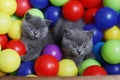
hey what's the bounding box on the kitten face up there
[62,28,93,57]
[22,13,51,39]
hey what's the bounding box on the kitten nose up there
[34,32,37,35]
[77,50,81,55]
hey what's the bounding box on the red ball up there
[62,0,84,21]
[84,8,98,24]
[0,34,8,49]
[78,0,103,9]
[83,65,107,76]
[15,0,31,17]
[34,54,59,76]
[5,40,26,56]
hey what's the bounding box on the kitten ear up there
[84,30,94,39]
[24,13,32,20]
[44,19,52,26]
[64,28,73,39]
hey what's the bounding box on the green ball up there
[102,40,120,64]
[78,59,101,75]
[27,8,44,19]
[103,0,120,11]
[50,0,69,7]
[11,15,21,21]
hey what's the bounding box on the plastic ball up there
[15,0,31,17]
[11,15,21,21]
[0,34,8,49]
[0,70,7,76]
[103,0,120,11]
[78,0,103,9]
[50,0,69,7]
[44,6,62,26]
[0,45,1,51]
[34,54,59,76]
[5,40,26,56]
[84,8,98,24]
[103,63,120,75]
[103,25,120,41]
[0,13,12,34]
[93,42,106,65]
[62,0,84,21]
[17,61,34,76]
[83,65,107,76]
[102,40,120,64]
[26,74,37,77]
[95,7,118,30]
[27,8,44,19]
[117,14,120,27]
[0,0,17,15]
[42,44,62,61]
[8,20,22,40]
[84,24,103,44]
[78,59,101,75]
[29,0,49,9]
[58,59,78,77]
[0,49,21,73]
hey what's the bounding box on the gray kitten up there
[21,13,54,62]
[53,17,85,45]
[62,28,94,67]
[53,18,94,67]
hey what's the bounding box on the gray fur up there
[21,13,54,62]
[53,17,85,45]
[53,18,94,67]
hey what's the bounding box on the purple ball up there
[42,44,62,61]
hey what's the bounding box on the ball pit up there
[1,0,120,79]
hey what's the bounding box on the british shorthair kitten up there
[21,13,54,62]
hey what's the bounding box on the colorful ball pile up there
[1,0,120,77]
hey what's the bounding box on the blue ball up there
[84,24,103,44]
[95,7,117,30]
[117,14,120,27]
[29,0,49,9]
[92,42,106,65]
[103,63,120,75]
[44,6,62,26]
[17,61,35,76]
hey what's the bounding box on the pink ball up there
[42,44,62,61]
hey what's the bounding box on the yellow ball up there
[26,74,37,77]
[0,13,12,34]
[0,49,21,73]
[0,44,1,51]
[103,25,120,41]
[58,59,78,77]
[8,20,22,40]
[0,0,17,15]
[0,70,7,76]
